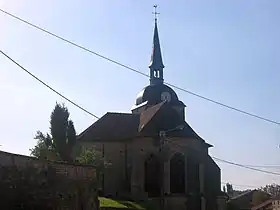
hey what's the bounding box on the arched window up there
[144,154,160,197]
[170,153,185,193]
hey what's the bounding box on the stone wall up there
[0,150,96,181]
[0,150,99,210]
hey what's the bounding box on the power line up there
[213,157,280,176]
[2,48,280,179]
[165,139,280,176]
[242,165,280,169]
[221,182,260,189]
[165,82,280,126]
[163,139,277,188]
[0,8,148,78]
[0,50,100,119]
[0,9,280,179]
[1,8,280,126]
[2,49,280,181]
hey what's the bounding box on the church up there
[77,12,226,210]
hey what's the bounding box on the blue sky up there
[1,0,280,190]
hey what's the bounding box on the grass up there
[99,197,128,209]
[98,197,159,210]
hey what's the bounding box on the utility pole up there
[159,130,167,210]
[158,125,185,210]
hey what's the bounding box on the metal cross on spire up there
[153,5,160,22]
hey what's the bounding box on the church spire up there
[149,5,164,85]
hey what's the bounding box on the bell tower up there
[131,5,186,119]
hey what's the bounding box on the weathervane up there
[153,5,160,21]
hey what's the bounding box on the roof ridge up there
[183,121,206,142]
[77,114,105,139]
[252,199,272,210]
[231,190,255,200]
[107,112,139,116]
[77,112,139,139]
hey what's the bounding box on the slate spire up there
[149,5,164,85]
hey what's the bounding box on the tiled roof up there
[252,199,272,210]
[272,195,280,200]
[230,190,271,210]
[78,102,210,144]
[77,112,140,142]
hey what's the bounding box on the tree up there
[251,190,270,206]
[30,103,76,161]
[76,147,111,189]
[67,120,76,149]
[50,103,75,161]
[261,184,280,197]
[223,185,226,193]
[226,183,234,197]
[30,131,51,158]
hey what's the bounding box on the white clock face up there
[161,92,171,102]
